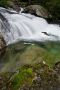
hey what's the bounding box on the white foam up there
[0,7,60,45]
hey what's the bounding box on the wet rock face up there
[23,5,51,18]
[0,34,6,56]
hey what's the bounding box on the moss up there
[11,67,34,90]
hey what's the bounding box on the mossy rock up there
[9,63,60,90]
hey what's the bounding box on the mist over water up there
[0,7,60,45]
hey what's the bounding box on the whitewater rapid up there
[0,7,60,45]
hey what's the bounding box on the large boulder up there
[8,0,20,12]
[0,33,6,56]
[22,5,51,18]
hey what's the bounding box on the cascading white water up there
[0,7,60,45]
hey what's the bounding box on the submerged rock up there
[0,33,6,56]
[22,5,51,18]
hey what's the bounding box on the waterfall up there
[0,7,60,45]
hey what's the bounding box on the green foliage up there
[44,0,60,19]
[0,0,9,7]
